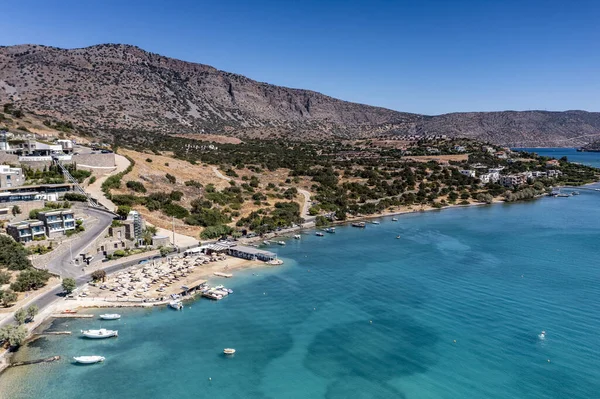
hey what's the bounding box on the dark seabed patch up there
[304,317,439,381]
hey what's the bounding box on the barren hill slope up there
[1,43,600,146]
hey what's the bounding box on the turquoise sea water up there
[514,147,600,169]
[2,157,600,399]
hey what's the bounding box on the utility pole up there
[172,216,176,247]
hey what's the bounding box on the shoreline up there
[2,183,598,374]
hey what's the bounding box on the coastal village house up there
[36,209,76,237]
[0,165,24,188]
[6,219,46,243]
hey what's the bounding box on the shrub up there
[165,173,177,184]
[200,225,233,239]
[126,180,147,193]
[63,192,88,202]
[146,158,153,163]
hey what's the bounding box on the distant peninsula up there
[578,140,600,152]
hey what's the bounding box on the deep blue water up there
[2,154,600,399]
[514,147,600,169]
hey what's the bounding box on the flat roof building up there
[227,245,277,262]
[0,165,24,188]
[6,219,46,243]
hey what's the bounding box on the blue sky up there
[1,0,599,115]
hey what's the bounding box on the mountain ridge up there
[1,43,600,146]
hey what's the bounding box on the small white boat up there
[324,227,336,233]
[169,300,183,310]
[81,329,118,339]
[539,330,546,340]
[371,221,380,225]
[294,234,301,239]
[73,355,105,364]
[392,218,398,221]
[263,240,271,245]
[316,232,324,237]
[99,314,121,320]
[223,348,236,355]
[277,241,286,246]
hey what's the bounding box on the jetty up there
[52,314,94,318]
[35,331,72,336]
[10,356,60,368]
[213,272,233,278]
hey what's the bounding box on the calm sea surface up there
[1,151,599,399]
[514,147,600,169]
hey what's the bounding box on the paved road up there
[41,207,115,279]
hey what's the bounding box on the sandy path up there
[85,154,130,211]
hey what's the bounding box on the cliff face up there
[1,43,599,146]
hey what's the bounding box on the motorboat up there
[223,348,236,355]
[169,300,183,310]
[277,241,286,246]
[396,235,401,239]
[371,221,381,225]
[62,309,77,314]
[81,329,118,339]
[294,234,301,239]
[571,191,580,196]
[315,232,324,237]
[99,314,121,320]
[324,227,336,233]
[539,330,546,340]
[351,222,366,228]
[73,356,105,364]
[263,240,271,245]
[392,217,398,221]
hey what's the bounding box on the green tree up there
[62,277,76,294]
[0,289,18,307]
[0,270,11,284]
[91,270,106,283]
[11,205,21,216]
[14,308,27,325]
[27,304,38,321]
[116,205,131,219]
[0,324,28,347]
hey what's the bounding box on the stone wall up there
[0,152,19,165]
[73,153,116,168]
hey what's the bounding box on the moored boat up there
[294,234,301,239]
[392,217,398,221]
[277,241,286,246]
[316,232,324,236]
[99,314,121,320]
[73,355,105,364]
[324,227,336,233]
[224,348,236,355]
[169,300,183,310]
[81,329,118,339]
[351,222,366,228]
[371,221,381,225]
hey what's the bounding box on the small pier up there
[213,272,233,278]
[10,356,60,368]
[36,331,72,336]
[52,314,94,318]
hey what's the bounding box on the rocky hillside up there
[1,43,600,146]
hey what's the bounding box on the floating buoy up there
[547,359,551,363]
[263,292,266,295]
[453,340,457,343]
[369,320,372,324]
[209,377,212,381]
